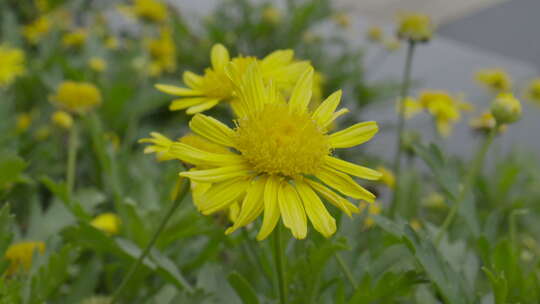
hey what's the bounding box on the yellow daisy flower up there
[396,13,434,42]
[475,68,511,93]
[359,201,382,229]
[4,241,45,275]
[22,16,51,44]
[88,57,107,72]
[400,96,423,119]
[142,66,381,240]
[0,44,25,88]
[524,78,540,104]
[133,0,168,23]
[51,110,74,129]
[147,27,176,76]
[50,81,102,114]
[91,213,121,235]
[416,90,473,136]
[155,44,311,115]
[62,29,87,49]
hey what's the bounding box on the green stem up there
[390,41,416,217]
[335,252,357,289]
[435,127,497,245]
[273,224,287,304]
[242,229,272,287]
[66,122,78,198]
[110,178,191,303]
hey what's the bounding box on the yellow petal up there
[296,181,336,238]
[312,90,342,127]
[169,97,208,111]
[155,84,203,96]
[226,177,266,234]
[325,108,349,128]
[211,44,230,72]
[324,156,381,180]
[261,49,294,68]
[278,182,307,239]
[169,143,243,166]
[329,121,378,148]
[183,71,203,88]
[189,114,236,147]
[305,179,359,216]
[256,175,281,241]
[198,178,250,214]
[315,167,375,202]
[186,99,220,114]
[288,67,313,114]
[179,164,251,183]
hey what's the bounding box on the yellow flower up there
[147,28,176,76]
[262,6,282,24]
[51,110,74,129]
[396,13,434,42]
[400,97,423,119]
[133,0,167,23]
[366,26,383,43]
[22,16,51,44]
[88,57,107,72]
[50,81,102,114]
[91,213,121,235]
[142,66,381,240]
[475,68,511,93]
[333,13,351,28]
[377,166,395,189]
[469,111,507,134]
[62,29,87,49]
[359,201,382,229]
[156,44,311,115]
[416,90,473,136]
[4,241,45,275]
[491,92,521,124]
[16,113,32,133]
[105,36,120,50]
[311,71,325,106]
[0,44,25,88]
[524,78,540,104]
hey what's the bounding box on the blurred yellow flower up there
[333,13,351,28]
[4,241,45,275]
[22,16,51,44]
[359,201,381,229]
[262,6,282,24]
[155,43,311,115]
[62,29,87,49]
[51,110,74,129]
[366,26,383,43]
[16,113,32,133]
[50,81,102,114]
[147,28,176,76]
[396,13,434,42]
[143,66,381,239]
[475,68,511,93]
[525,78,540,104]
[105,36,120,50]
[400,97,423,119]
[88,57,107,72]
[91,213,121,235]
[377,166,395,189]
[491,92,521,124]
[133,0,167,23]
[469,111,507,134]
[383,38,401,52]
[0,44,25,88]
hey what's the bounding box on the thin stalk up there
[435,127,497,245]
[390,41,416,217]
[66,122,78,198]
[335,252,357,289]
[110,178,191,303]
[272,224,287,304]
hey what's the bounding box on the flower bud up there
[490,92,521,124]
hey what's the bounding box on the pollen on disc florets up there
[235,103,330,177]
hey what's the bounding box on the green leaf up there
[0,152,26,188]
[482,267,508,304]
[227,271,259,304]
[0,204,14,274]
[151,248,194,294]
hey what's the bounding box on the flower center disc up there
[235,103,329,177]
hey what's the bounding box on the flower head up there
[50,81,102,114]
[147,28,176,76]
[475,68,511,93]
[91,213,121,235]
[262,6,282,24]
[133,0,168,23]
[524,78,540,104]
[0,44,25,88]
[366,26,383,43]
[62,29,87,49]
[396,13,434,42]
[16,113,32,133]
[142,66,380,240]
[88,57,107,72]
[155,44,311,115]
[469,111,507,134]
[51,110,74,129]
[22,16,51,44]
[4,241,45,275]
[491,92,521,124]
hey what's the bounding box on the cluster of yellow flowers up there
[0,44,25,88]
[142,44,381,240]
